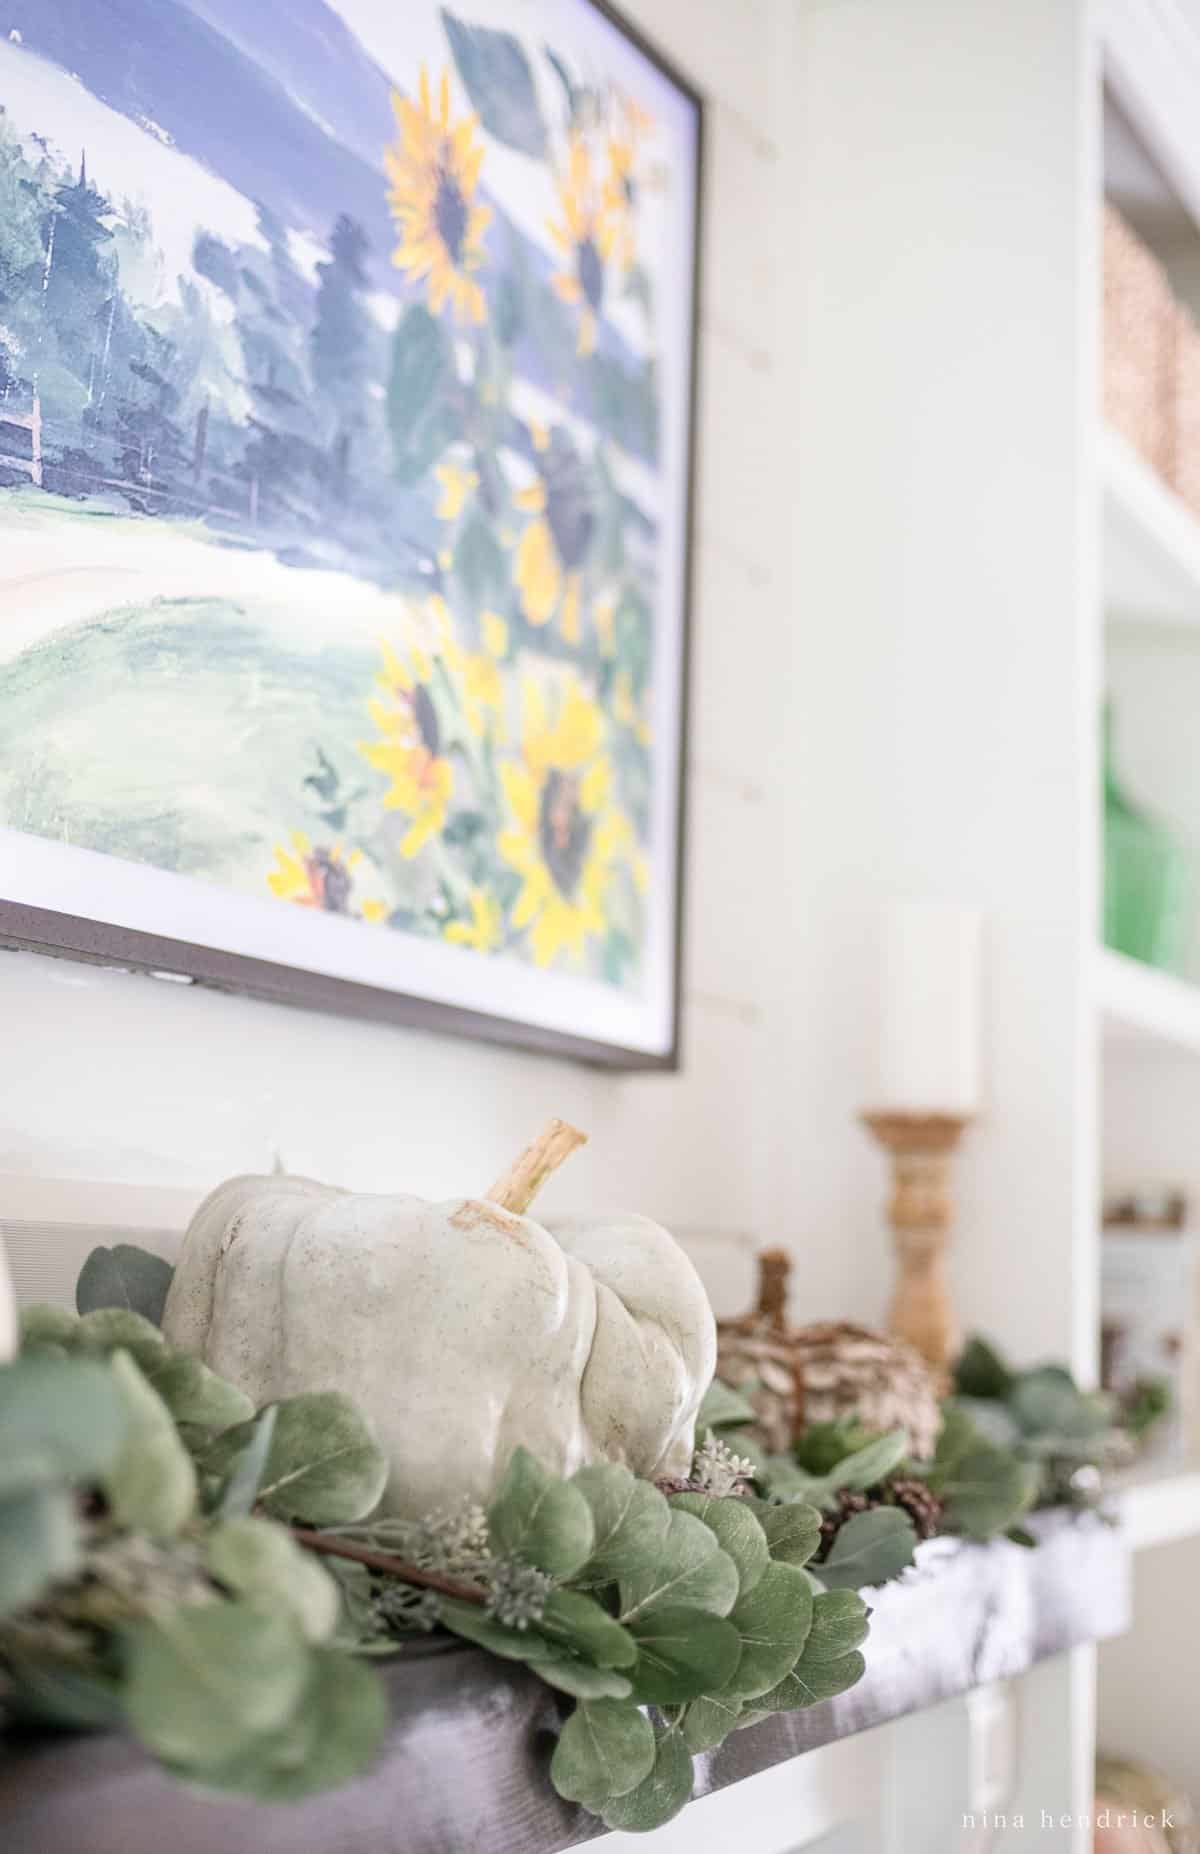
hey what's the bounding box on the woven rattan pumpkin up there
[716,1250,942,1461]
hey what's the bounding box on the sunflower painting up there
[0,0,701,1065]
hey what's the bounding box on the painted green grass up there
[0,594,379,893]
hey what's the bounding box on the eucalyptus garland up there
[0,1245,867,1833]
[2,1248,1160,1834]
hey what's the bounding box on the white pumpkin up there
[161,1121,715,1518]
[0,1228,16,1363]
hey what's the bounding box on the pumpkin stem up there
[756,1247,792,1329]
[486,1118,588,1215]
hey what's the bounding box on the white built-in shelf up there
[1102,426,1200,629]
[1096,944,1200,1052]
[1118,1467,1200,1552]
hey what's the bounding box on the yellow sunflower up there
[435,459,478,520]
[511,430,595,640]
[360,637,455,857]
[432,596,506,741]
[602,97,654,275]
[385,67,491,324]
[548,136,616,356]
[499,677,632,968]
[266,833,385,918]
[444,886,503,953]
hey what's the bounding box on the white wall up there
[0,0,790,1328]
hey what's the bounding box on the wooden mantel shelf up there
[0,1513,1129,1854]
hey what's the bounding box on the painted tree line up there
[0,120,449,580]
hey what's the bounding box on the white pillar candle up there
[877,902,982,1114]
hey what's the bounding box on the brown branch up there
[290,1527,486,1605]
[486,1118,587,1215]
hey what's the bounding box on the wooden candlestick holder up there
[861,1111,973,1382]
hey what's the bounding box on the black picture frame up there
[0,0,703,1070]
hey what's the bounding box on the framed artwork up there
[0,0,701,1067]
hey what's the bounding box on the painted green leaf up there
[0,1352,126,1483]
[721,1560,814,1701]
[442,11,547,158]
[105,1350,197,1537]
[618,1509,740,1622]
[139,1353,254,1432]
[387,305,454,485]
[550,1698,656,1811]
[669,1493,770,1597]
[572,1462,670,1581]
[754,1502,823,1569]
[0,1484,80,1618]
[455,508,507,611]
[76,1243,174,1326]
[696,1380,758,1431]
[681,1692,742,1754]
[206,1518,340,1643]
[539,1588,637,1669]
[801,1588,870,1662]
[756,1649,867,1712]
[206,1392,387,1526]
[600,1725,694,1833]
[125,1602,310,1769]
[938,1445,1038,1541]
[488,1448,595,1578]
[531,1659,633,1701]
[177,1648,388,1800]
[626,1606,741,1705]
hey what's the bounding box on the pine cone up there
[883,1475,944,1542]
[816,1489,871,1560]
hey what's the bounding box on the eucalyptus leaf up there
[572,1462,669,1581]
[818,1508,917,1591]
[954,1334,1015,1401]
[0,1484,80,1617]
[0,1352,126,1482]
[549,1698,656,1811]
[757,1649,867,1711]
[801,1588,870,1662]
[76,1244,174,1326]
[206,1518,340,1642]
[927,1404,982,1488]
[531,1659,633,1701]
[937,1444,1037,1541]
[205,1392,387,1525]
[125,1602,310,1769]
[669,1493,770,1597]
[626,1606,741,1705]
[754,1501,822,1568]
[488,1447,594,1578]
[540,1588,637,1669]
[827,1428,910,1493]
[3,1657,124,1728]
[176,1648,388,1800]
[439,1597,563,1664]
[697,1379,758,1431]
[618,1509,739,1622]
[105,1350,197,1537]
[75,1307,167,1366]
[721,1560,814,1701]
[600,1725,694,1832]
[681,1692,742,1753]
[140,1354,254,1432]
[1010,1369,1113,1441]
[18,1304,79,1350]
[215,1405,278,1520]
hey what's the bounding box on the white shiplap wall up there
[0,0,789,1327]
